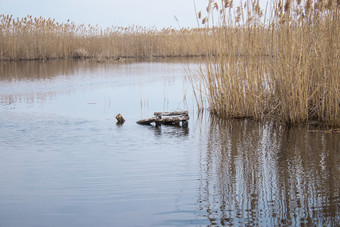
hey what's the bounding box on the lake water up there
[0,59,339,226]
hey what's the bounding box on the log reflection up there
[198,116,340,226]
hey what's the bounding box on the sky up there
[1,0,269,29]
[0,0,209,28]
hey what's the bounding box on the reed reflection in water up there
[0,59,339,226]
[197,116,340,226]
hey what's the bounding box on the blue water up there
[0,59,339,226]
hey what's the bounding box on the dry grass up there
[0,14,207,61]
[194,0,340,126]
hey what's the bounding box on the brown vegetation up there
[0,0,339,126]
[194,0,340,126]
[0,14,206,61]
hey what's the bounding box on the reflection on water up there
[152,125,189,138]
[199,116,340,226]
[0,58,194,81]
[0,59,195,120]
[0,59,339,226]
[0,59,92,81]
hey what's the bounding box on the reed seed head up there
[305,0,312,12]
[326,0,335,9]
[202,17,208,25]
[285,0,291,13]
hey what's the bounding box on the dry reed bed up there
[195,0,339,126]
[1,0,339,126]
[0,14,208,61]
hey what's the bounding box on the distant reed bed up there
[194,0,339,126]
[0,14,208,61]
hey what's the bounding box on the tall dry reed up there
[194,0,339,126]
[0,14,207,61]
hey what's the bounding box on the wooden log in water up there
[154,111,188,116]
[136,113,189,126]
[136,117,158,125]
[161,115,190,125]
[115,113,125,124]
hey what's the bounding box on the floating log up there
[137,111,189,126]
[154,111,188,116]
[136,116,159,125]
[161,115,189,125]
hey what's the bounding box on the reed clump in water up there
[0,14,207,61]
[195,0,339,126]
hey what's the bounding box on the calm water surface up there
[0,59,339,226]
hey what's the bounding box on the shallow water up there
[0,59,339,226]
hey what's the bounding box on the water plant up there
[194,0,339,126]
[0,14,205,61]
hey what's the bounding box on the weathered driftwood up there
[136,116,160,125]
[154,111,188,117]
[136,111,189,126]
[161,115,189,125]
[115,113,125,124]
